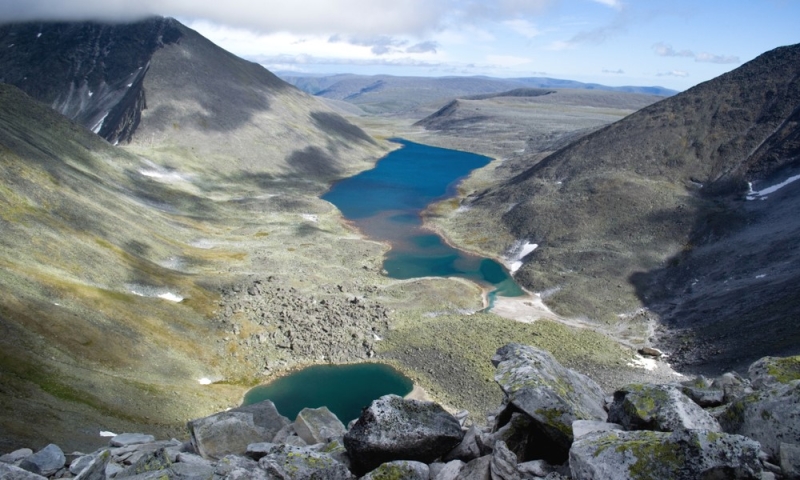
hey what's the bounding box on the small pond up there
[242,363,413,423]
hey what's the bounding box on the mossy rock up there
[748,355,800,388]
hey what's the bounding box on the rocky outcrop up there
[3,346,799,479]
[188,399,289,460]
[491,344,606,462]
[608,383,721,432]
[343,395,464,475]
[570,429,763,480]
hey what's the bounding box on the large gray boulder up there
[18,444,65,477]
[0,463,48,480]
[361,460,429,480]
[749,355,800,389]
[188,400,289,460]
[569,429,763,480]
[490,441,520,480]
[293,407,346,445]
[459,456,492,480]
[73,450,111,480]
[343,394,464,475]
[719,380,800,459]
[608,383,721,432]
[257,444,353,480]
[492,344,606,462]
[780,443,800,480]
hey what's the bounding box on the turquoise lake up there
[242,363,412,422]
[322,138,523,297]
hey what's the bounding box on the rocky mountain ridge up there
[2,344,797,479]
[452,43,800,372]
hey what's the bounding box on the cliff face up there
[0,18,182,144]
[471,43,800,371]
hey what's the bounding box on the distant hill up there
[277,73,678,115]
[0,18,386,182]
[466,43,800,372]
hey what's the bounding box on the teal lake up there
[322,138,523,297]
[242,363,412,422]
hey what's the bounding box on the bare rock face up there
[569,429,763,480]
[293,407,346,445]
[18,444,65,477]
[188,400,289,460]
[343,395,463,475]
[719,380,800,459]
[748,356,800,389]
[608,383,721,432]
[492,344,606,463]
[257,444,354,480]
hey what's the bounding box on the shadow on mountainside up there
[629,163,800,375]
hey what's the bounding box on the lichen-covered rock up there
[719,380,800,458]
[361,460,429,480]
[258,444,353,480]
[680,385,725,407]
[343,395,463,475]
[571,420,623,440]
[293,407,346,445]
[116,447,171,478]
[73,450,110,480]
[18,444,65,477]
[188,400,289,460]
[749,356,800,389]
[490,413,537,462]
[608,383,721,432]
[569,429,763,480]
[213,454,267,480]
[492,344,606,462]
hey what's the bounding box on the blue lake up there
[242,363,412,422]
[322,138,523,297]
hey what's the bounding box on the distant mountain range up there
[277,72,678,115]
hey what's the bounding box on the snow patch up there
[99,431,117,437]
[627,355,658,371]
[506,240,538,274]
[139,168,187,183]
[37,33,42,38]
[756,274,766,279]
[373,333,383,341]
[455,205,471,213]
[91,113,108,134]
[127,83,133,87]
[301,214,318,223]
[190,239,215,249]
[198,377,213,385]
[127,284,184,302]
[747,173,800,200]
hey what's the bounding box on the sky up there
[0,0,798,91]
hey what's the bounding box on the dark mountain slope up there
[0,18,386,181]
[469,43,800,370]
[0,18,182,144]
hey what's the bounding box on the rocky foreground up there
[2,344,799,479]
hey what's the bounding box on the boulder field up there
[2,345,798,479]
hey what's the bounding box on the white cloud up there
[590,0,623,9]
[653,42,740,64]
[0,0,447,35]
[504,19,541,39]
[657,70,689,77]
